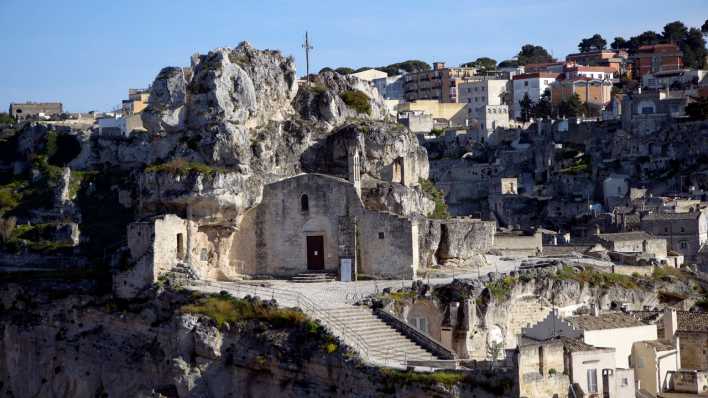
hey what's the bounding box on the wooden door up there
[306,236,324,270]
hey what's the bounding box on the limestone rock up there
[142,67,188,133]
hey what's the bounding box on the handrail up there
[193,280,463,368]
[375,307,457,360]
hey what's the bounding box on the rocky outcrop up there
[362,182,434,217]
[0,284,510,398]
[418,218,496,268]
[294,71,390,130]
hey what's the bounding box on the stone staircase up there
[290,272,336,283]
[324,306,440,362]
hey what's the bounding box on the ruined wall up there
[517,341,570,398]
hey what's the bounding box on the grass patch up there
[380,368,466,387]
[652,266,688,281]
[181,291,309,329]
[486,275,517,300]
[554,266,638,289]
[419,178,449,219]
[560,154,591,175]
[144,159,226,176]
[340,90,371,115]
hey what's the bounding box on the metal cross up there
[302,31,314,85]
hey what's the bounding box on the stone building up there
[663,309,708,371]
[640,210,707,263]
[517,338,570,398]
[631,339,679,397]
[232,172,419,280]
[9,102,63,120]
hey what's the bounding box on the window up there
[301,194,309,212]
[680,241,688,249]
[176,233,184,260]
[200,248,208,261]
[524,81,529,87]
[412,317,428,333]
[664,227,669,233]
[680,227,685,232]
[587,369,598,393]
[378,232,385,239]
[622,378,629,386]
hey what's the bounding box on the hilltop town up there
[2,19,708,398]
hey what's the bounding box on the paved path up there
[191,254,613,308]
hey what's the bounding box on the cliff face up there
[0,284,510,398]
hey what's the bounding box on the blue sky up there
[0,0,705,112]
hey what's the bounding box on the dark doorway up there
[306,235,324,270]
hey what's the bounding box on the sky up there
[0,0,706,112]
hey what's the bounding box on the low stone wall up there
[492,232,542,257]
[612,264,654,277]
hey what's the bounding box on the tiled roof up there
[597,231,657,242]
[676,311,708,333]
[561,337,606,353]
[642,212,701,221]
[639,339,675,351]
[568,312,645,331]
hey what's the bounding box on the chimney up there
[663,308,678,340]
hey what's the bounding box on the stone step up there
[290,272,337,283]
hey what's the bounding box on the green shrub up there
[181,293,308,329]
[340,90,371,115]
[380,369,466,387]
[554,266,638,289]
[145,159,225,176]
[487,276,517,300]
[419,178,450,219]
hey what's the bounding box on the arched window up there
[301,194,309,212]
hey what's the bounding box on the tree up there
[519,93,533,122]
[611,37,628,50]
[662,21,688,43]
[318,67,334,74]
[462,57,497,71]
[679,28,707,69]
[378,60,430,76]
[627,31,662,52]
[517,44,554,65]
[531,90,552,119]
[335,67,355,75]
[558,94,584,118]
[0,113,15,125]
[487,341,504,368]
[497,59,519,69]
[685,97,708,120]
[702,19,708,35]
[578,34,607,52]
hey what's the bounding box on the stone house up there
[640,210,707,263]
[662,309,708,371]
[517,338,570,398]
[595,231,668,263]
[522,310,658,369]
[631,339,679,397]
[562,337,635,398]
[232,173,419,279]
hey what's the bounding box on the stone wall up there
[492,231,542,256]
[677,332,708,370]
[518,340,570,398]
[231,174,418,279]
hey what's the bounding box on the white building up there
[603,174,629,207]
[512,72,559,119]
[564,65,615,81]
[350,68,388,82]
[458,79,510,133]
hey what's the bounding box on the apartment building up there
[403,62,476,103]
[511,72,560,118]
[458,79,510,132]
[566,50,628,74]
[631,44,684,79]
